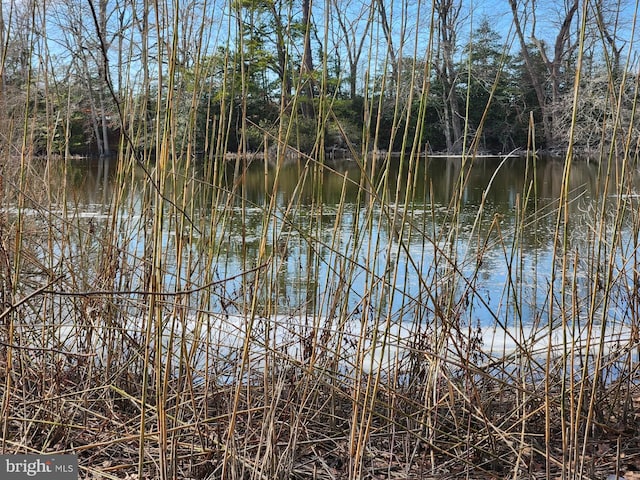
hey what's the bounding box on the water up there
[5,154,640,373]
[45,155,639,331]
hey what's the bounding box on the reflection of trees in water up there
[26,155,637,323]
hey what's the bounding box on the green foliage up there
[456,18,521,152]
[324,97,364,147]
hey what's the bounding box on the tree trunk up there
[267,3,292,99]
[509,0,579,149]
[434,0,463,153]
[376,0,397,81]
[509,0,552,146]
[302,0,313,76]
[99,89,111,156]
[333,0,373,100]
[300,0,314,117]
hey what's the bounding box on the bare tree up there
[589,0,627,74]
[331,0,374,99]
[48,0,120,156]
[301,0,314,76]
[433,0,464,153]
[509,0,580,149]
[0,0,40,154]
[376,0,397,77]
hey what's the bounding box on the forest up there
[0,0,637,159]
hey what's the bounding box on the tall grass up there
[1,0,640,479]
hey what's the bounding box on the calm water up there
[51,155,640,330]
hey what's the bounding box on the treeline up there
[0,0,636,159]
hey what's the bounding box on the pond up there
[53,154,640,327]
[4,153,639,371]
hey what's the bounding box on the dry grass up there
[2,152,640,480]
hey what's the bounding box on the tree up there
[587,0,627,76]
[433,0,464,153]
[458,18,521,153]
[509,0,580,150]
[47,0,127,156]
[298,0,315,118]
[330,0,374,99]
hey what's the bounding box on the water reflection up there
[44,155,640,328]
